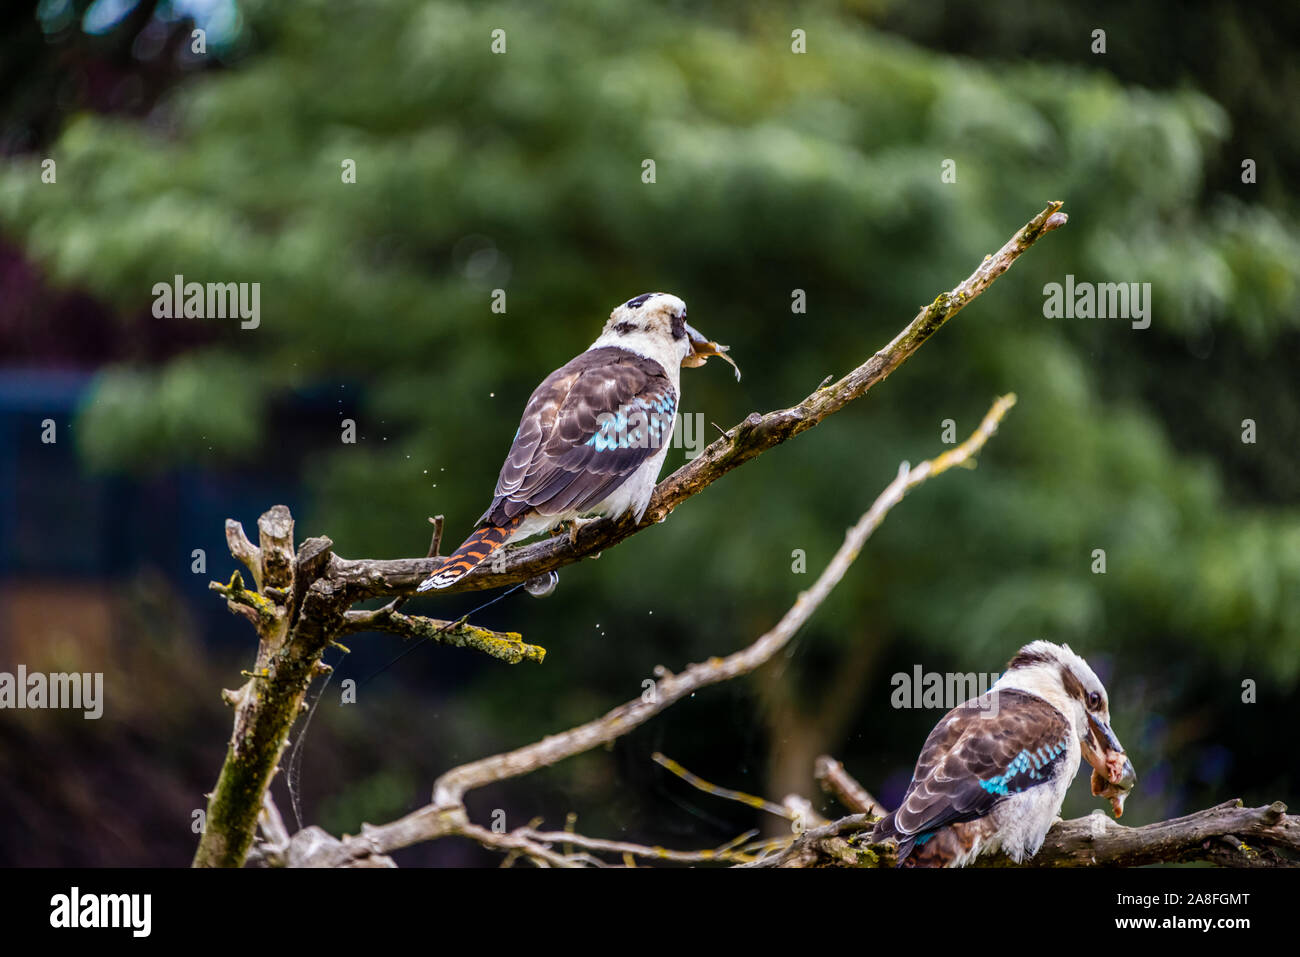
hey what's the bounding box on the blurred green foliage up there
[2,0,1298,845]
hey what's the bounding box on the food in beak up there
[1084,712,1137,818]
[1090,763,1136,818]
[683,323,741,380]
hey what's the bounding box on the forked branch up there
[196,203,1068,868]
[265,396,1020,867]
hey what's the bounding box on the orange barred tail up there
[416,516,523,591]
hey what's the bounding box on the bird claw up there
[563,516,598,546]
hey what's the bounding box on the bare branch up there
[256,505,296,595]
[237,378,1297,872]
[458,823,583,868]
[195,203,1066,868]
[755,799,1300,869]
[332,203,1067,598]
[280,395,1018,866]
[511,826,765,865]
[340,608,545,664]
[979,799,1299,868]
[653,752,796,821]
[224,520,260,587]
[815,755,884,816]
[376,517,445,618]
[743,813,876,868]
[430,397,1015,813]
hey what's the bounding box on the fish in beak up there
[682,323,741,380]
[1082,710,1137,818]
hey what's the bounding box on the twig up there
[224,520,261,588]
[377,516,443,617]
[513,827,763,865]
[814,755,884,816]
[340,608,544,665]
[653,752,796,820]
[743,814,875,868]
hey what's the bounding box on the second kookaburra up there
[418,292,738,591]
[873,641,1136,867]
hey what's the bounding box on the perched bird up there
[872,641,1136,868]
[418,292,738,591]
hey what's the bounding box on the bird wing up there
[880,689,1073,843]
[480,346,677,525]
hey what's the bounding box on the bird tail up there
[895,822,985,868]
[872,811,932,867]
[417,516,524,591]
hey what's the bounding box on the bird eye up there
[1087,691,1101,710]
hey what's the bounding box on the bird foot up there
[563,515,599,546]
[556,514,600,546]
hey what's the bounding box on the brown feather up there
[481,347,677,526]
[874,689,1072,864]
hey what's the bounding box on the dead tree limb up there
[240,393,1298,870]
[194,202,1066,867]
[264,395,1020,867]
[757,799,1299,869]
[815,755,885,816]
[327,201,1070,597]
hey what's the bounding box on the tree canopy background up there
[0,0,1296,864]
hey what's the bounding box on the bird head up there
[600,293,741,380]
[1003,640,1137,816]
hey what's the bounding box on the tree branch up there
[331,202,1068,598]
[195,202,1066,867]
[195,508,324,868]
[815,755,884,816]
[339,608,545,664]
[984,799,1299,868]
[755,799,1300,868]
[253,388,1296,870]
[272,394,1019,867]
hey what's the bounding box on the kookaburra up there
[873,641,1136,868]
[418,292,738,592]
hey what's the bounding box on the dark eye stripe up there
[670,314,686,339]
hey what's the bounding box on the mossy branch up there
[340,608,545,664]
[196,203,1066,868]
[262,396,1020,867]
[755,797,1299,869]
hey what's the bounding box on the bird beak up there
[1082,711,1136,818]
[682,323,741,381]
